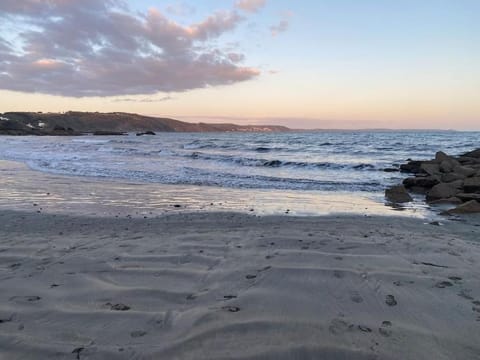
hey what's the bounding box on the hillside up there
[0,112,290,135]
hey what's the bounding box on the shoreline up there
[1,210,479,359]
[0,159,433,219]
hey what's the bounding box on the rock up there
[136,131,156,136]
[420,163,440,176]
[441,172,465,183]
[461,149,480,159]
[93,131,127,136]
[435,151,454,163]
[403,176,439,189]
[426,182,462,202]
[400,160,424,174]
[429,197,463,205]
[447,200,480,214]
[53,125,67,131]
[456,193,480,202]
[458,156,480,166]
[383,168,399,172]
[385,185,413,203]
[463,177,480,192]
[439,158,460,173]
[453,165,476,178]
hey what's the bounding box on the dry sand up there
[1,210,480,359]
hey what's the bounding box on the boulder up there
[429,197,463,205]
[447,200,480,214]
[435,151,451,163]
[463,177,480,192]
[456,193,480,202]
[400,161,424,174]
[458,156,480,166]
[461,149,480,159]
[403,176,439,189]
[452,165,476,178]
[441,172,465,183]
[385,185,413,203]
[136,131,156,136]
[426,181,462,202]
[420,163,440,176]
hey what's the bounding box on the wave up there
[188,152,377,171]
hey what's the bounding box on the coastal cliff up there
[0,112,290,135]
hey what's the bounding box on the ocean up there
[0,131,478,217]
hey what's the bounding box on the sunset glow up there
[0,0,478,129]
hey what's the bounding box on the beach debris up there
[72,347,84,360]
[107,303,131,311]
[222,306,240,313]
[385,295,397,306]
[358,325,372,332]
[245,274,257,279]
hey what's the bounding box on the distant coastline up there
[0,111,291,135]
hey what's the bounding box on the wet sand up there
[1,210,480,359]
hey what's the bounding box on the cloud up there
[270,19,289,37]
[235,0,266,13]
[0,0,259,97]
[112,96,174,103]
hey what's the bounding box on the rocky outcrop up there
[385,185,413,203]
[136,131,156,136]
[394,149,480,213]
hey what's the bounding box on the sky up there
[0,0,479,129]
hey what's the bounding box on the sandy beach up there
[1,210,479,359]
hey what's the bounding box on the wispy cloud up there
[270,19,289,37]
[0,1,260,97]
[235,0,266,13]
[112,96,174,103]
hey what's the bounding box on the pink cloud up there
[0,1,259,97]
[235,0,266,13]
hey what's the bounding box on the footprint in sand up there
[435,281,453,288]
[350,291,364,303]
[385,295,397,306]
[130,330,147,338]
[379,321,393,337]
[9,296,41,303]
[329,318,350,335]
[333,270,345,279]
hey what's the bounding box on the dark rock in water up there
[461,149,480,159]
[383,168,399,172]
[385,185,413,203]
[447,200,480,214]
[403,176,439,189]
[93,131,127,136]
[435,151,451,163]
[400,160,425,174]
[426,181,463,202]
[263,160,282,167]
[136,131,156,136]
